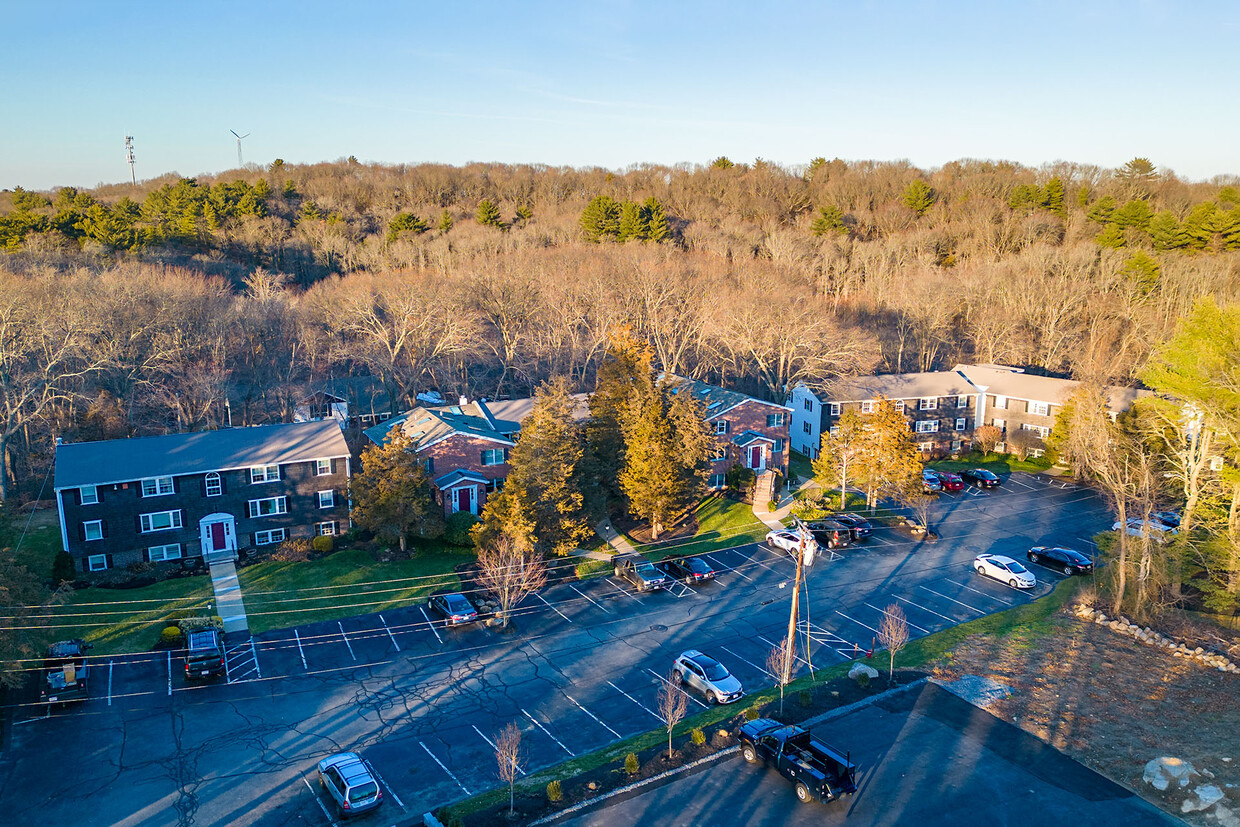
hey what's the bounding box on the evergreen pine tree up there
[710,156,735,169]
[1148,210,1185,251]
[475,199,503,228]
[438,209,454,233]
[1096,224,1127,248]
[350,429,443,552]
[1043,177,1066,216]
[1121,251,1161,295]
[586,329,652,499]
[901,180,936,217]
[388,211,429,241]
[1113,199,1154,231]
[1086,195,1117,225]
[644,197,670,242]
[1076,185,1091,208]
[579,195,621,242]
[809,205,848,237]
[1181,202,1218,249]
[515,204,533,222]
[617,200,644,241]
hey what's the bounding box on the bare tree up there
[765,637,793,717]
[476,534,547,628]
[494,722,522,815]
[877,604,910,684]
[657,673,689,761]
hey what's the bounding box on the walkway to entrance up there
[208,559,250,634]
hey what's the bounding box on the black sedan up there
[1027,546,1094,576]
[659,555,716,584]
[428,592,480,626]
[831,513,873,541]
[960,468,1001,489]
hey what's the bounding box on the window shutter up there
[106,554,114,569]
[134,515,142,533]
[427,457,435,474]
[173,477,181,493]
[73,489,81,506]
[503,448,510,461]
[1024,400,1031,413]
[101,521,109,538]
[219,475,226,495]
[480,450,486,465]
[78,523,85,541]
[331,459,337,475]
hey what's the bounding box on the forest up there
[1,154,1239,504]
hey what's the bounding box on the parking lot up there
[0,472,1115,827]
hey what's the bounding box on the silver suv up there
[317,752,383,817]
[671,650,744,704]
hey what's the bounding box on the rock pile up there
[1072,605,1239,673]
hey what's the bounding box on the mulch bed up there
[609,508,701,547]
[457,667,927,826]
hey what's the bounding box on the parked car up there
[184,629,226,680]
[659,555,716,584]
[806,520,852,550]
[1152,511,1181,529]
[428,592,480,626]
[766,529,819,559]
[960,468,1001,489]
[921,470,943,494]
[974,553,1036,589]
[1112,517,1178,543]
[317,752,383,817]
[1027,546,1094,576]
[831,513,872,541]
[933,471,965,492]
[738,718,857,804]
[40,639,91,705]
[672,650,744,704]
[614,554,670,591]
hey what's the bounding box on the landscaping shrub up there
[159,626,184,648]
[725,465,756,497]
[178,615,223,634]
[767,499,779,512]
[855,671,870,688]
[744,706,760,721]
[311,535,334,554]
[52,551,75,585]
[624,752,639,775]
[546,779,563,803]
[272,538,312,562]
[691,727,706,746]
[444,511,480,547]
[798,689,812,707]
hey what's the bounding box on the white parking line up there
[167,652,172,696]
[608,581,642,602]
[472,725,525,775]
[569,583,611,612]
[800,621,864,658]
[522,708,575,756]
[419,606,444,644]
[919,584,987,615]
[337,622,356,661]
[294,629,308,669]
[537,592,572,622]
[378,614,402,651]
[862,603,931,635]
[249,638,262,678]
[667,580,697,598]
[757,635,811,669]
[710,552,754,581]
[369,765,406,810]
[646,669,708,709]
[868,534,895,547]
[1005,477,1036,491]
[419,741,472,795]
[606,680,665,723]
[943,577,1016,605]
[107,660,114,707]
[563,692,621,739]
[302,774,338,826]
[718,645,775,680]
[834,609,880,635]
[890,594,958,624]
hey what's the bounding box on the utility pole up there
[781,519,813,687]
[125,136,136,185]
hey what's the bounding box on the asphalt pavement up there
[0,472,1116,827]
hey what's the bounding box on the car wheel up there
[795,781,812,803]
[976,565,986,575]
[1009,579,1019,588]
[1063,565,1074,576]
[1029,553,1039,563]
[742,745,758,763]
[614,566,621,577]
[671,670,683,685]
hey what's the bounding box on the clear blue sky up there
[3,1,1237,190]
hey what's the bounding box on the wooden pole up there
[782,529,805,687]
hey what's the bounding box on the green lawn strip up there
[4,513,62,581]
[788,450,814,482]
[239,548,464,635]
[635,496,771,561]
[57,578,214,655]
[441,577,1083,822]
[574,558,613,579]
[927,453,1053,475]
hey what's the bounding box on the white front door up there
[199,513,236,560]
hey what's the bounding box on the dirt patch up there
[609,507,701,546]
[931,615,1240,824]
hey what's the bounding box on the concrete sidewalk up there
[752,477,818,530]
[208,560,249,634]
[592,520,635,557]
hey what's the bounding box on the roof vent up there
[459,395,469,406]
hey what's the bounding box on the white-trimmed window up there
[828,402,841,416]
[316,521,337,537]
[248,496,287,518]
[894,399,906,413]
[1031,448,1046,458]
[995,442,1007,453]
[250,465,280,484]
[1210,456,1225,471]
[317,490,335,509]
[140,510,182,533]
[147,543,182,562]
[87,554,108,572]
[766,413,786,427]
[993,395,1007,410]
[481,448,505,466]
[916,420,940,433]
[254,528,286,546]
[711,446,729,462]
[951,439,962,451]
[829,425,840,436]
[920,397,938,411]
[83,520,104,541]
[957,395,969,409]
[993,418,1006,431]
[955,418,967,432]
[1028,401,1050,416]
[205,472,222,497]
[860,401,874,414]
[774,438,784,452]
[486,477,505,493]
[314,459,332,476]
[708,473,725,488]
[714,420,728,435]
[80,485,99,505]
[141,476,174,497]
[918,442,933,452]
[1021,423,1051,439]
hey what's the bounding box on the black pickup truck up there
[738,718,857,804]
[39,639,92,705]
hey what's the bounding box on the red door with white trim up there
[748,446,764,471]
[210,522,226,552]
[454,486,478,515]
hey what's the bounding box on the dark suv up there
[830,513,872,541]
[185,629,226,680]
[806,521,852,550]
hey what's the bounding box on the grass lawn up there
[57,578,214,655]
[788,449,814,482]
[2,507,62,578]
[635,495,771,560]
[927,452,1054,475]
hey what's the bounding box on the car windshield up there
[1007,561,1029,574]
[446,596,472,612]
[979,470,997,480]
[636,562,658,574]
[348,781,379,802]
[699,659,730,681]
[687,558,709,573]
[1061,550,1088,563]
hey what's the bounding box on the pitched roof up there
[364,394,591,448]
[54,420,350,491]
[434,469,490,488]
[660,374,791,417]
[825,369,978,402]
[732,430,774,447]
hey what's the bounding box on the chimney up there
[459,395,469,406]
[55,437,63,446]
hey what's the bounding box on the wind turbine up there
[230,130,251,168]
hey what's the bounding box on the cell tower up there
[125,136,136,185]
[231,130,251,168]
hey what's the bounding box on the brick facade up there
[421,435,511,516]
[706,399,792,485]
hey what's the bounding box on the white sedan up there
[765,529,818,559]
[1112,517,1178,543]
[974,553,1036,589]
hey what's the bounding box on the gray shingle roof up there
[363,395,590,449]
[54,420,350,491]
[660,374,791,417]
[826,369,978,402]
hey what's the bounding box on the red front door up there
[210,522,226,551]
[749,446,762,469]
